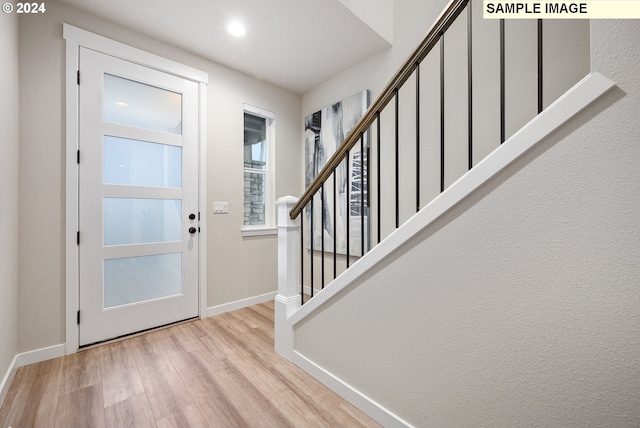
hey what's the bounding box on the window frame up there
[241,104,276,236]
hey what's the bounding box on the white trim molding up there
[64,26,80,355]
[241,227,278,237]
[199,81,208,320]
[0,344,66,407]
[205,292,277,318]
[293,352,415,428]
[0,355,18,409]
[15,344,66,368]
[63,24,208,83]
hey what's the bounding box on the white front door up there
[78,47,200,346]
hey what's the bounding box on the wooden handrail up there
[290,0,469,220]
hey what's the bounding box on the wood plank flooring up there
[0,301,380,427]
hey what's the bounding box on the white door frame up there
[64,23,208,354]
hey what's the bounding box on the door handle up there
[189,227,197,234]
[189,213,196,220]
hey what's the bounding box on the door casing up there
[64,23,208,354]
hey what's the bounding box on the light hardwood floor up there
[0,301,380,427]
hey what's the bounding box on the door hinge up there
[77,70,80,85]
[77,310,80,325]
[77,150,80,164]
[77,231,80,245]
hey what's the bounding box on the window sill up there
[241,227,277,237]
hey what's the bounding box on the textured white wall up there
[295,19,640,427]
[0,10,19,388]
[17,0,301,352]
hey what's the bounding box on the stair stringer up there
[285,72,617,427]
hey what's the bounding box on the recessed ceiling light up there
[228,21,246,37]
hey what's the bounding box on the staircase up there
[275,1,630,426]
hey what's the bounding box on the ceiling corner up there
[337,0,394,45]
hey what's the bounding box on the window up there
[243,105,275,232]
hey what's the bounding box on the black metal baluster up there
[346,155,350,268]
[416,61,421,212]
[468,0,473,170]
[300,213,304,305]
[366,145,371,211]
[500,19,505,144]
[440,33,445,192]
[360,132,365,257]
[538,19,543,114]
[376,112,381,244]
[321,183,325,289]
[333,169,337,280]
[310,196,314,298]
[366,145,370,252]
[395,88,399,229]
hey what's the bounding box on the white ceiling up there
[57,0,393,94]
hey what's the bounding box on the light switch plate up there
[213,201,229,214]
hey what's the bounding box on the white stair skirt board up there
[288,72,616,327]
[206,291,277,318]
[293,351,416,428]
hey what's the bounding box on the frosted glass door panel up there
[104,198,181,245]
[104,253,182,308]
[104,136,182,187]
[104,74,182,134]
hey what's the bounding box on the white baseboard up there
[0,343,66,409]
[15,344,66,368]
[292,351,414,428]
[0,354,18,409]
[205,291,277,317]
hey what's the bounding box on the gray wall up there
[295,19,640,427]
[0,10,19,389]
[16,0,301,353]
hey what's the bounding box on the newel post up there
[274,195,301,360]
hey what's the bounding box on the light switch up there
[213,201,229,214]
